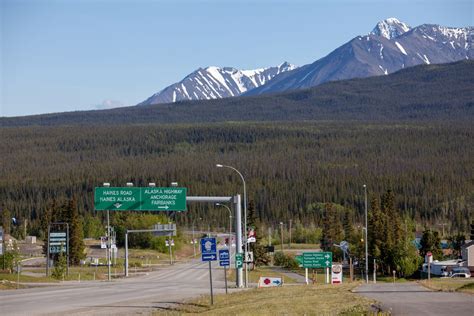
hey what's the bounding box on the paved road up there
[0,259,237,316]
[354,282,474,315]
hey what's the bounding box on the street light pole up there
[280,222,284,251]
[216,203,232,268]
[363,184,368,284]
[216,164,248,287]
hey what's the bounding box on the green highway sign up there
[235,253,243,268]
[141,187,187,211]
[301,252,332,268]
[95,187,141,211]
[94,187,187,211]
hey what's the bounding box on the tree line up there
[0,121,472,244]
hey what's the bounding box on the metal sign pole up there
[107,210,111,281]
[46,224,50,277]
[224,266,228,294]
[125,231,129,277]
[66,223,69,276]
[234,195,243,288]
[209,261,214,305]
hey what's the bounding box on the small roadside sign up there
[201,237,217,261]
[245,251,254,263]
[219,249,230,267]
[235,253,243,268]
[258,276,283,287]
[331,264,343,284]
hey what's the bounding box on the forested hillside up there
[1,61,473,127]
[1,121,472,238]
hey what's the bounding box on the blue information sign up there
[201,237,217,262]
[219,249,230,267]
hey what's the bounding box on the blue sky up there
[1,0,472,117]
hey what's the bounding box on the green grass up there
[228,267,297,284]
[153,283,376,315]
[419,278,474,293]
[458,282,474,294]
[0,272,58,283]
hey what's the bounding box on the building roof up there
[461,241,474,249]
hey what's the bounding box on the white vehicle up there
[450,266,471,278]
[451,273,471,278]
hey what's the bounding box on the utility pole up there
[363,184,368,284]
[280,222,284,251]
[289,219,292,249]
[268,227,272,246]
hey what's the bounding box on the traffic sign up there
[202,253,217,261]
[49,231,67,254]
[301,252,332,268]
[219,260,230,267]
[245,251,254,263]
[258,276,283,287]
[141,187,187,211]
[201,237,217,261]
[235,253,243,268]
[94,187,187,211]
[219,249,229,260]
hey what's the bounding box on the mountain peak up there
[371,18,411,39]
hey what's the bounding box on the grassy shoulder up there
[227,267,297,284]
[419,278,474,294]
[154,283,375,315]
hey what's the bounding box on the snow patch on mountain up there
[140,62,297,105]
[371,18,411,39]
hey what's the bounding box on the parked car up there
[451,273,471,278]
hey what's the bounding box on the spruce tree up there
[67,198,85,265]
[247,201,270,267]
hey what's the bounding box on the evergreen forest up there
[1,121,472,240]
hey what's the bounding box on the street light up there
[216,163,248,287]
[216,203,233,267]
[103,182,111,281]
[192,217,202,257]
[363,184,368,284]
[280,222,284,251]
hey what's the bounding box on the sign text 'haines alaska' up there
[94,187,187,211]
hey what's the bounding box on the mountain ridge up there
[1,60,472,127]
[140,62,297,105]
[245,19,472,96]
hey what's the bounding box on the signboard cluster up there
[94,187,187,211]
[49,231,67,254]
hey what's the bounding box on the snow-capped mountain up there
[140,62,297,105]
[246,18,473,96]
[370,17,411,39]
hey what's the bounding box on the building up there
[461,241,474,267]
[422,259,464,276]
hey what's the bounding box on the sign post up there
[201,237,217,305]
[219,249,230,294]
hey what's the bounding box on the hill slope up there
[1,60,473,127]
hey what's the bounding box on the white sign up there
[245,251,254,263]
[100,236,107,249]
[331,264,343,284]
[258,276,283,287]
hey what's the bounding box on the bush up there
[274,252,299,269]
